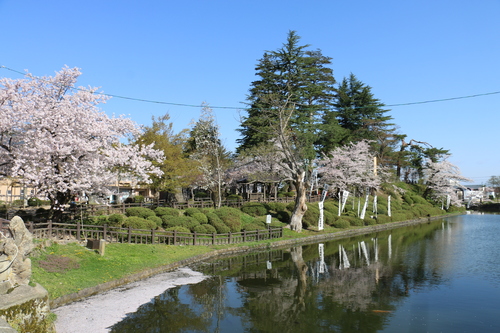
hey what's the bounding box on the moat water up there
[108,214,500,332]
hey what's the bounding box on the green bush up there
[191,213,209,224]
[93,215,108,226]
[165,226,191,233]
[147,215,163,228]
[206,213,231,234]
[302,204,320,228]
[12,199,24,207]
[323,201,339,214]
[125,207,156,219]
[241,202,268,217]
[214,207,243,232]
[162,216,192,229]
[194,192,209,198]
[134,195,145,203]
[226,194,242,201]
[376,215,391,224]
[403,192,413,206]
[184,207,202,216]
[28,197,44,207]
[154,207,179,217]
[364,217,377,225]
[192,224,217,234]
[124,216,156,230]
[332,218,350,229]
[345,216,363,227]
[107,214,126,227]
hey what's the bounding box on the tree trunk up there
[289,172,307,233]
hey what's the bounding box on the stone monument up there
[0,216,52,332]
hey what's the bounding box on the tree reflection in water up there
[110,220,451,332]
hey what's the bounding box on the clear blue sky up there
[1,0,499,184]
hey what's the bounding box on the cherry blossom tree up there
[0,66,163,219]
[423,156,471,208]
[317,140,381,191]
[317,140,383,217]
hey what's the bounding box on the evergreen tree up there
[236,31,338,232]
[236,30,337,156]
[334,73,394,145]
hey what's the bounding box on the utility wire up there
[2,65,500,110]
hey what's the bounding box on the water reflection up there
[109,215,500,332]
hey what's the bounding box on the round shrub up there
[184,218,201,232]
[324,211,336,226]
[192,224,208,234]
[147,215,163,228]
[376,215,391,224]
[165,226,191,233]
[162,216,194,229]
[323,201,339,214]
[107,214,126,227]
[93,215,108,226]
[201,224,217,234]
[364,217,377,225]
[302,203,320,228]
[190,212,208,224]
[184,207,202,217]
[192,224,217,234]
[226,194,242,201]
[332,218,350,229]
[124,216,156,229]
[206,213,231,234]
[241,202,267,217]
[199,208,214,215]
[214,207,243,232]
[346,216,363,227]
[154,207,179,217]
[125,207,156,219]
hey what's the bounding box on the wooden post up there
[128,226,132,243]
[29,221,34,233]
[173,230,177,245]
[193,231,197,245]
[99,239,106,256]
[77,222,81,241]
[103,224,107,242]
[212,232,216,245]
[151,229,155,244]
[228,232,232,244]
[48,220,52,237]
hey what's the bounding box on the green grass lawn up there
[30,241,217,299]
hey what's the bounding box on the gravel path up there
[53,267,207,333]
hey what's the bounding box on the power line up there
[2,64,500,110]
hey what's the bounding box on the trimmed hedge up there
[241,202,267,217]
[125,207,156,219]
[154,207,179,217]
[124,216,157,230]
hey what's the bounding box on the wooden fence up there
[26,221,284,246]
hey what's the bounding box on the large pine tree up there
[236,31,338,232]
[236,30,337,156]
